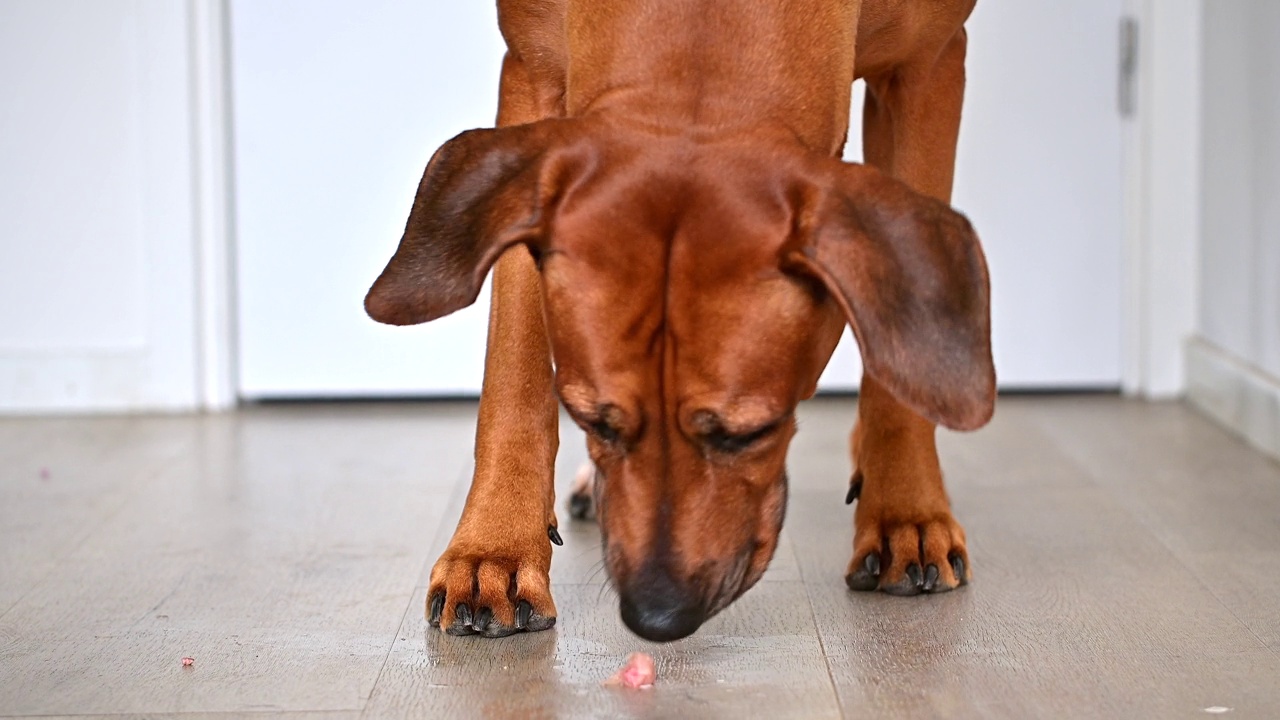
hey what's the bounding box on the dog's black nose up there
[620,594,705,642]
[618,568,706,642]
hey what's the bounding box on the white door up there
[232,0,1123,398]
[0,1,205,412]
[232,1,504,397]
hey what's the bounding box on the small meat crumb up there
[181,657,195,667]
[603,652,656,689]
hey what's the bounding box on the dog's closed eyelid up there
[687,406,788,435]
[695,418,786,454]
[565,402,638,445]
[563,407,608,436]
[586,418,622,444]
[729,423,779,446]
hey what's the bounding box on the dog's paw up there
[566,461,597,521]
[845,512,969,595]
[427,535,557,637]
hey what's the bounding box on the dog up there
[365,0,994,642]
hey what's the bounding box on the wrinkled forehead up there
[544,162,795,315]
[548,144,794,273]
[540,155,820,395]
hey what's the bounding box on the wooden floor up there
[2,395,1279,719]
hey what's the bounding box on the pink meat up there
[604,652,656,689]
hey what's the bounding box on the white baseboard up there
[1186,338,1280,462]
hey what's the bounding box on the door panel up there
[232,1,504,397]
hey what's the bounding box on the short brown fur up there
[367,0,992,640]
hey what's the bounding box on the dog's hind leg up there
[567,461,598,521]
[425,51,564,637]
[845,29,974,596]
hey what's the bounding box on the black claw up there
[881,562,925,596]
[845,477,863,505]
[951,555,967,585]
[906,563,923,588]
[866,552,881,577]
[845,552,881,592]
[568,494,592,520]
[456,603,473,627]
[428,594,444,625]
[515,600,533,630]
[474,606,493,632]
[548,525,563,546]
[923,564,940,592]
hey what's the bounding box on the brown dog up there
[366,0,993,641]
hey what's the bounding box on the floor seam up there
[359,461,473,719]
[1178,559,1280,662]
[799,579,846,719]
[359,590,414,720]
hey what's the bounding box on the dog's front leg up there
[845,29,973,595]
[427,53,561,637]
[846,376,970,595]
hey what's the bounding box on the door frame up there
[190,0,238,410]
[190,0,1205,408]
[1121,0,1203,399]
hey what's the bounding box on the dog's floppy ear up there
[365,119,581,325]
[784,161,995,431]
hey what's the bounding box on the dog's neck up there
[563,0,860,156]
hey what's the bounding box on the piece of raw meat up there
[603,652,656,689]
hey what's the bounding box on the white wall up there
[1187,0,1280,459]
[0,0,220,413]
[1198,1,1280,376]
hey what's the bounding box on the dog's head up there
[366,118,994,641]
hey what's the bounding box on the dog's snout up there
[618,566,707,642]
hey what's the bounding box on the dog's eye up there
[588,419,621,445]
[703,423,779,454]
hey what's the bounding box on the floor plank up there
[0,405,473,715]
[0,714,359,720]
[789,484,1280,718]
[1032,397,1280,556]
[2,396,1279,718]
[0,415,195,614]
[362,585,840,720]
[1182,550,1280,653]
